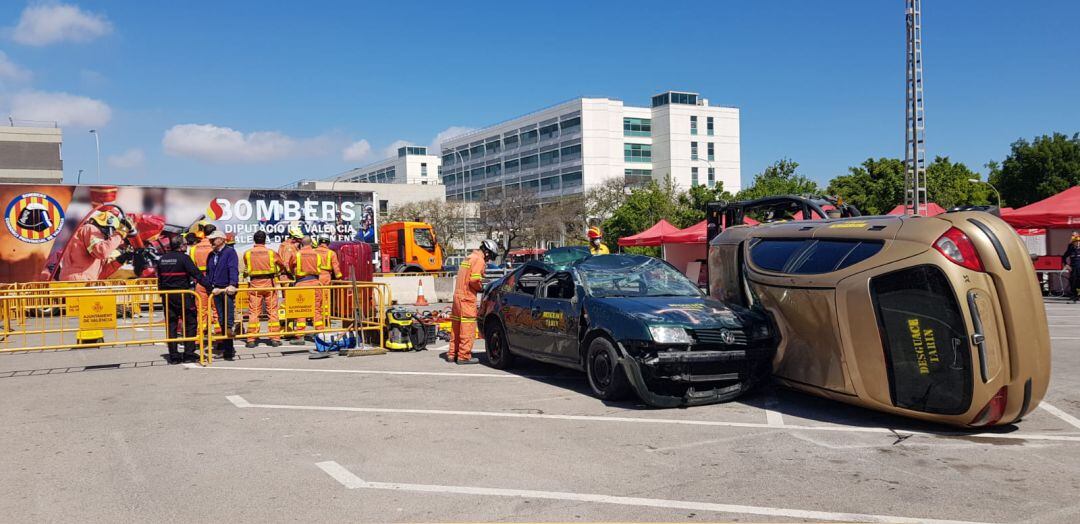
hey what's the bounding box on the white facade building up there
[439,91,740,202]
[335,146,441,185]
[0,125,63,184]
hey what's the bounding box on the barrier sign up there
[285,289,316,319]
[77,295,117,330]
[54,282,85,315]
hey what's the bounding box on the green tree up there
[826,158,905,215]
[926,156,990,209]
[674,183,734,227]
[602,178,681,254]
[988,132,1080,207]
[736,159,819,200]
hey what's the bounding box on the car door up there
[531,272,579,365]
[502,265,549,354]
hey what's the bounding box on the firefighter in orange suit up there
[187,222,219,334]
[286,235,323,343]
[448,239,498,365]
[277,224,305,337]
[59,211,128,281]
[243,230,282,348]
[315,235,342,284]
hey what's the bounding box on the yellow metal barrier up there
[0,288,201,353]
[202,282,390,365]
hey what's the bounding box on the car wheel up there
[586,337,631,401]
[484,321,514,369]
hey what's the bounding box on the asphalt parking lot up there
[2,300,1080,523]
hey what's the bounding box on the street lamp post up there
[76,169,84,184]
[88,129,101,182]
[453,149,467,254]
[968,178,1002,210]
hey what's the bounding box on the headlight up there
[751,323,772,340]
[648,325,693,344]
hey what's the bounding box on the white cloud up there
[162,123,337,164]
[342,139,372,162]
[381,139,412,159]
[106,148,144,169]
[11,3,113,46]
[7,90,111,127]
[429,126,476,151]
[0,51,31,84]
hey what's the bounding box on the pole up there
[969,178,1002,210]
[77,169,84,184]
[89,130,101,183]
[454,149,467,254]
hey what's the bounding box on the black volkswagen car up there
[478,254,776,407]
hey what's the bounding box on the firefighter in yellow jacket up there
[243,231,282,348]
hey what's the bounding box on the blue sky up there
[0,1,1076,189]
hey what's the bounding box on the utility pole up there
[904,0,927,215]
[89,129,101,183]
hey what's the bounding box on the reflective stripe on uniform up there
[245,248,278,277]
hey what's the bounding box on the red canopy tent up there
[1001,186,1080,229]
[664,217,760,244]
[886,202,947,216]
[617,219,680,247]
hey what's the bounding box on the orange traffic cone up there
[414,279,430,307]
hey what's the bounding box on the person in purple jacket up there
[206,230,239,360]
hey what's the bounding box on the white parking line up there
[189,363,574,380]
[226,395,1080,444]
[1040,402,1080,431]
[315,460,989,524]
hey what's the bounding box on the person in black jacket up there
[1063,233,1080,302]
[157,234,210,363]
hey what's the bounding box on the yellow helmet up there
[90,211,118,229]
[288,223,304,239]
[587,226,603,240]
[188,220,211,239]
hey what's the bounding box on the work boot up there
[269,340,283,348]
[245,340,258,349]
[167,353,181,365]
[290,337,306,346]
[455,357,479,365]
[182,353,198,363]
[223,350,235,361]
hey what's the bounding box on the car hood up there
[591,295,749,329]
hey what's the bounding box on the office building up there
[333,146,442,185]
[439,91,739,201]
[0,124,63,184]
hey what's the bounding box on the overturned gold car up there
[707,196,1050,427]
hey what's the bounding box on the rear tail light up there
[969,386,1008,426]
[934,227,984,272]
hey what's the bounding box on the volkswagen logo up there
[720,329,736,345]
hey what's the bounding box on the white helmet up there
[480,239,499,256]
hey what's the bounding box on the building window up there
[539,123,559,140]
[469,144,484,158]
[504,134,519,149]
[378,199,389,216]
[561,171,583,190]
[707,142,715,161]
[623,118,652,137]
[486,163,502,178]
[520,154,539,170]
[691,167,699,187]
[560,143,582,161]
[521,129,539,146]
[707,116,714,136]
[541,175,560,193]
[624,143,652,163]
[470,166,484,180]
[708,167,715,187]
[539,149,560,167]
[690,116,698,135]
[691,142,698,160]
[624,169,652,187]
[560,117,581,134]
[443,173,456,185]
[442,153,455,165]
[523,179,540,193]
[398,146,427,157]
[504,158,520,173]
[486,140,501,154]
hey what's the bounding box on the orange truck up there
[379,221,444,273]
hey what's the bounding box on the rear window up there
[750,239,882,274]
[871,265,973,415]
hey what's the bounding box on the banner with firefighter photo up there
[0,184,376,283]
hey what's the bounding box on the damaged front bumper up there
[616,342,773,408]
